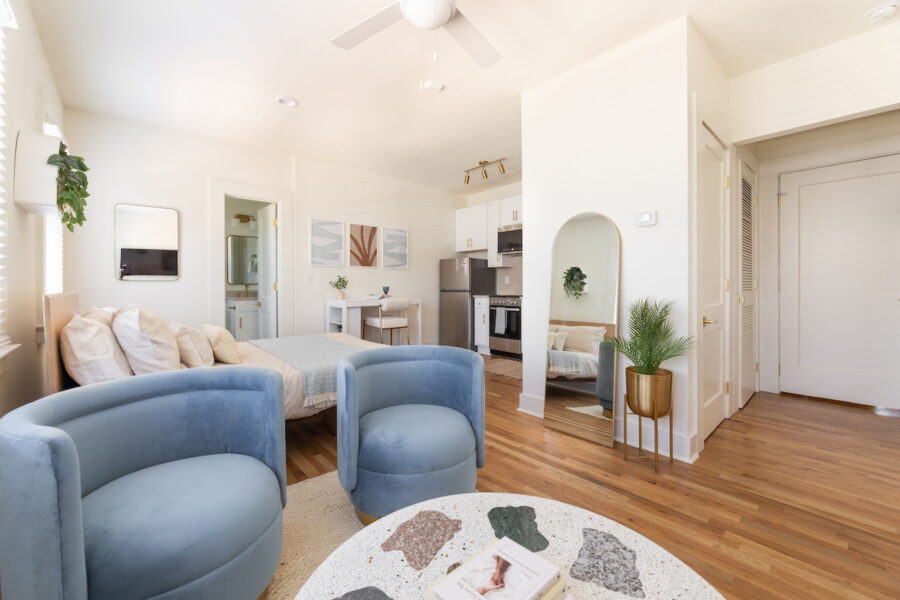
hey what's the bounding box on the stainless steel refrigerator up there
[439,257,495,349]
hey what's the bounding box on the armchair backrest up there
[0,367,285,600]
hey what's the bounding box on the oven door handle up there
[490,307,520,311]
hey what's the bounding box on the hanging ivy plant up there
[47,141,90,232]
[562,266,587,299]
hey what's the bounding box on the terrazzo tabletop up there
[296,492,724,600]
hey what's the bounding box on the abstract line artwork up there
[350,224,378,267]
[310,219,344,267]
[382,227,408,269]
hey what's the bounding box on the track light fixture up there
[463,158,508,185]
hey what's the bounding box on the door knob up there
[256,301,261,307]
[702,317,717,325]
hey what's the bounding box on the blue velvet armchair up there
[337,345,485,520]
[0,367,286,600]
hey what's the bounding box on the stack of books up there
[425,537,574,600]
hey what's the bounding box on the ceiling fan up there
[330,0,501,68]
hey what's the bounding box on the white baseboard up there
[517,393,544,418]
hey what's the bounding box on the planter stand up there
[623,394,673,473]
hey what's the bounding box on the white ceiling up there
[29,0,891,193]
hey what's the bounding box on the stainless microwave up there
[497,225,522,254]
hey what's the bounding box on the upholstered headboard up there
[549,319,616,339]
[43,292,79,395]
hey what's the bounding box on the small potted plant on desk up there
[605,297,693,472]
[329,275,349,300]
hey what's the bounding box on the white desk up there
[325,297,422,345]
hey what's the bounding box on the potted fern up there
[604,298,693,418]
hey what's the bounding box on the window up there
[0,25,9,347]
[44,213,64,295]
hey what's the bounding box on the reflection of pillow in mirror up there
[170,322,214,368]
[559,325,606,353]
[547,331,567,351]
[548,324,560,333]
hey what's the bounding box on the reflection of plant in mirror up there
[604,297,694,375]
[562,266,587,298]
[329,275,349,290]
[47,142,90,232]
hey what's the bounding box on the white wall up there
[292,158,465,345]
[549,215,618,324]
[63,109,294,327]
[731,20,900,144]
[467,180,522,207]
[521,19,694,459]
[0,0,64,413]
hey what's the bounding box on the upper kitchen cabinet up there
[455,204,488,252]
[499,196,523,227]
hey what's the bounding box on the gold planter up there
[625,367,672,418]
[623,367,673,472]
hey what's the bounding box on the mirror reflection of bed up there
[543,213,620,447]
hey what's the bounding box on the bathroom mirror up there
[543,212,621,447]
[114,204,179,280]
[227,235,259,285]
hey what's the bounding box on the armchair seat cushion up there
[82,453,281,600]
[364,316,408,329]
[358,404,476,475]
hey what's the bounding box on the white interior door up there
[738,163,758,407]
[699,127,729,440]
[258,204,278,338]
[780,154,900,408]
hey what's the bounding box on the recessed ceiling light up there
[277,96,299,107]
[867,1,896,22]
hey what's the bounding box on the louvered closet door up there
[738,167,757,407]
[779,153,900,408]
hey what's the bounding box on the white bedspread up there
[222,333,381,420]
[546,348,598,379]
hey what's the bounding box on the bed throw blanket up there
[249,335,363,408]
[547,349,584,375]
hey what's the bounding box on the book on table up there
[427,537,563,600]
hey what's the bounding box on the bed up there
[546,320,615,380]
[43,293,383,420]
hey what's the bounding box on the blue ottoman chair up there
[0,367,286,600]
[337,345,485,522]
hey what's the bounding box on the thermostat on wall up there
[635,210,657,227]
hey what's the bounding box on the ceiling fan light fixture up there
[867,1,897,22]
[400,0,455,31]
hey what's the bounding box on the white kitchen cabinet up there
[226,299,259,341]
[473,296,490,354]
[455,204,488,252]
[499,196,523,227]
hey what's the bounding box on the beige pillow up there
[82,306,118,329]
[201,324,242,364]
[547,331,567,351]
[112,306,181,374]
[60,315,133,385]
[170,322,214,368]
[558,325,607,353]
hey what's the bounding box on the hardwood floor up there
[285,375,900,600]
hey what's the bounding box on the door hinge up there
[753,279,758,289]
[753,195,758,206]
[777,193,785,207]
[778,363,782,376]
[724,175,730,189]
[754,361,759,373]
[739,295,745,305]
[724,278,730,291]
[273,218,278,227]
[273,283,278,291]
[725,381,730,394]
[778,279,781,292]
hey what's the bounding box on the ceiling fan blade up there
[442,8,500,68]
[330,2,403,50]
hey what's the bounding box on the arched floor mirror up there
[543,212,621,447]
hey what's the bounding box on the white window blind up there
[0,26,10,347]
[44,213,64,295]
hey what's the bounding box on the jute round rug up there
[268,471,363,600]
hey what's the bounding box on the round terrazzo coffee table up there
[296,492,723,600]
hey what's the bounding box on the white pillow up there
[547,331,567,351]
[112,306,181,374]
[82,306,118,329]
[201,324,242,364]
[558,325,607,353]
[169,322,214,368]
[60,315,133,386]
